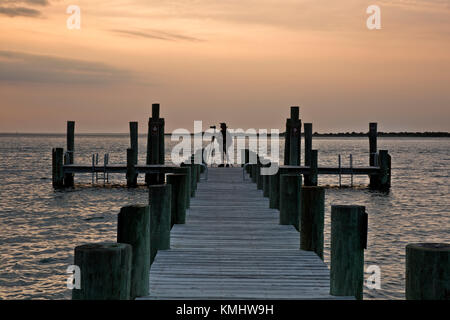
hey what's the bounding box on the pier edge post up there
[149,184,171,264]
[64,121,75,187]
[305,150,318,186]
[72,242,132,300]
[369,123,378,188]
[52,147,64,188]
[279,173,302,230]
[269,170,280,209]
[166,173,188,227]
[117,205,151,298]
[126,148,138,187]
[129,121,138,165]
[172,166,191,209]
[304,123,312,167]
[405,243,450,300]
[300,186,325,260]
[330,205,367,300]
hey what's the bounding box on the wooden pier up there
[139,167,353,300]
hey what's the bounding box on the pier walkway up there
[141,167,352,300]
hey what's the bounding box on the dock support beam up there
[304,123,312,167]
[117,205,151,299]
[126,148,138,187]
[304,150,318,186]
[284,106,301,165]
[300,186,325,260]
[149,184,171,264]
[166,173,188,227]
[369,123,378,188]
[279,173,302,230]
[129,122,138,165]
[406,243,450,300]
[146,103,165,185]
[72,243,132,300]
[269,170,280,209]
[172,166,191,209]
[52,147,64,188]
[262,165,270,198]
[64,121,75,187]
[330,205,367,300]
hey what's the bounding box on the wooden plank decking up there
[140,167,353,300]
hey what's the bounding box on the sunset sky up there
[0,0,449,133]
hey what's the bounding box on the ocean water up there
[0,134,448,300]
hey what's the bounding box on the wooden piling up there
[269,170,280,209]
[148,184,171,264]
[117,205,150,298]
[262,165,270,198]
[279,173,302,230]
[330,205,367,300]
[172,166,191,209]
[129,122,138,165]
[256,162,263,190]
[72,243,132,300]
[405,243,450,300]
[300,186,325,260]
[52,147,64,188]
[287,107,301,166]
[305,150,318,186]
[378,150,391,190]
[369,123,377,188]
[146,103,165,185]
[126,148,137,187]
[64,121,75,187]
[251,164,257,183]
[304,123,312,167]
[166,173,188,227]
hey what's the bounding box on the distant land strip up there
[0,132,449,137]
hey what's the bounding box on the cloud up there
[0,6,40,17]
[0,0,49,5]
[111,29,204,42]
[0,50,132,85]
[0,0,50,17]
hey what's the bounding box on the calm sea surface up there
[0,134,448,299]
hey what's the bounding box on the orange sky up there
[0,0,449,133]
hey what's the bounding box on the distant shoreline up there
[1,132,449,138]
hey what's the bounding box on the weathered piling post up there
[117,205,150,298]
[146,103,165,185]
[269,170,280,209]
[369,123,378,188]
[305,150,318,186]
[52,147,64,188]
[166,173,188,227]
[129,121,138,165]
[64,121,75,187]
[289,107,301,166]
[244,149,250,171]
[405,243,450,300]
[378,150,391,191]
[72,243,132,300]
[304,123,312,167]
[251,164,257,183]
[300,186,325,260]
[182,162,196,197]
[330,205,367,300]
[148,184,171,264]
[256,161,263,190]
[279,173,302,230]
[126,148,137,187]
[262,164,270,198]
[172,166,191,209]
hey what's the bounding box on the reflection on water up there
[0,135,448,299]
